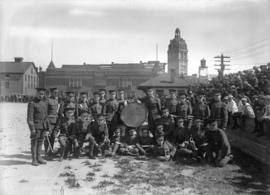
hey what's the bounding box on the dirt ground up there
[0,103,270,195]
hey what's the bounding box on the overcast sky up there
[1,0,270,75]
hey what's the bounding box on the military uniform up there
[141,96,162,134]
[166,98,178,115]
[89,120,110,157]
[44,96,59,158]
[72,118,92,157]
[193,102,210,122]
[104,98,119,138]
[149,140,176,161]
[205,128,232,167]
[54,113,76,161]
[90,101,104,121]
[176,101,192,128]
[27,95,49,166]
[210,101,228,129]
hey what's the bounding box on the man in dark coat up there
[210,92,228,130]
[205,119,233,167]
[166,89,178,115]
[140,88,162,136]
[27,88,49,166]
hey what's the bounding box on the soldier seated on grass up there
[148,135,176,161]
[117,128,140,156]
[136,125,154,155]
[54,107,76,162]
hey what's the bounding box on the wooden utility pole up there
[214,53,230,77]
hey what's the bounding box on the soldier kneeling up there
[89,114,111,158]
[72,110,93,158]
[205,119,233,167]
[54,107,76,161]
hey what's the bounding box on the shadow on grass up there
[226,148,270,194]
[0,153,31,160]
[0,159,30,166]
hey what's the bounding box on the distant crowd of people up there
[193,64,270,137]
[0,94,33,103]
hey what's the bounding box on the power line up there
[214,53,230,77]
[224,36,270,55]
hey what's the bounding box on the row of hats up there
[35,88,125,95]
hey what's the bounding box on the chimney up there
[170,69,176,82]
[14,57,23,63]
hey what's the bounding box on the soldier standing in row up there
[90,91,105,121]
[78,92,90,117]
[99,89,107,106]
[27,88,49,166]
[166,89,178,115]
[140,87,162,136]
[193,92,210,123]
[176,93,193,129]
[59,91,77,119]
[44,87,59,160]
[210,91,228,130]
[105,89,119,138]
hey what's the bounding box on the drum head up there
[120,102,148,127]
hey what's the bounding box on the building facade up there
[167,28,188,76]
[0,57,39,96]
[39,61,166,97]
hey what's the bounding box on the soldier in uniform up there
[140,87,162,136]
[148,135,176,161]
[104,89,119,138]
[54,107,76,161]
[158,107,175,139]
[117,88,128,125]
[44,87,59,160]
[210,92,228,130]
[78,92,90,117]
[89,114,111,157]
[176,93,193,129]
[59,91,77,119]
[99,89,107,106]
[90,91,105,121]
[205,119,233,167]
[193,92,210,124]
[72,110,92,158]
[166,89,178,115]
[27,88,49,166]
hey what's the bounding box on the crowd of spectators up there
[193,64,270,138]
[0,94,33,103]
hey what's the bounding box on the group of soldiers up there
[27,87,233,167]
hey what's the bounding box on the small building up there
[137,73,195,97]
[0,57,39,96]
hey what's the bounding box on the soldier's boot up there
[88,142,96,159]
[31,140,39,166]
[37,141,47,164]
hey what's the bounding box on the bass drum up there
[120,102,148,128]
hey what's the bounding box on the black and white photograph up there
[0,0,270,194]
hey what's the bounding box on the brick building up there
[39,60,166,97]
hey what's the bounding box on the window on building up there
[25,74,27,81]
[31,68,33,74]
[5,81,9,88]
